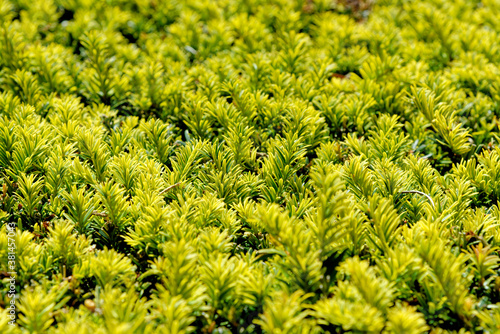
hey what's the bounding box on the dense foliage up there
[1,0,500,332]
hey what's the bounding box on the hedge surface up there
[1,0,500,332]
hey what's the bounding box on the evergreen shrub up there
[1,0,500,332]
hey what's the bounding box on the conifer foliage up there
[1,0,500,332]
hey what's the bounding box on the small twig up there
[158,182,182,196]
[91,211,108,217]
[399,190,435,209]
[256,152,268,158]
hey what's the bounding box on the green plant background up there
[1,0,500,332]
